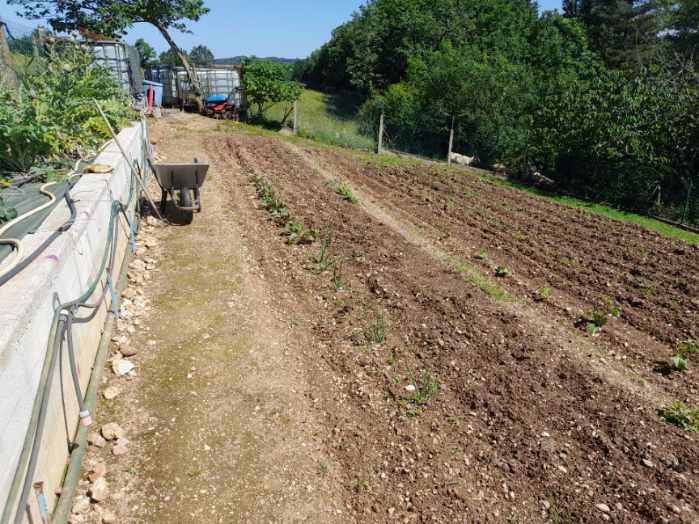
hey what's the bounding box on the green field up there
[263,88,375,151]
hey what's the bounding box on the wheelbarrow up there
[151,160,209,223]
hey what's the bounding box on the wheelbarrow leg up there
[160,188,168,215]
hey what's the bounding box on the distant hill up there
[214,56,298,65]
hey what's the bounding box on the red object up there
[147,85,155,114]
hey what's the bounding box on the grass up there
[264,88,375,151]
[365,313,387,344]
[450,257,510,302]
[661,402,699,432]
[400,373,440,417]
[314,229,333,273]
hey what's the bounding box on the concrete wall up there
[0,122,144,520]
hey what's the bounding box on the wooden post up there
[293,100,299,135]
[377,112,385,155]
[447,115,455,165]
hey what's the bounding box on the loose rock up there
[103,386,120,400]
[88,463,107,482]
[72,495,91,515]
[89,477,109,502]
[87,432,107,448]
[596,503,611,513]
[101,423,124,441]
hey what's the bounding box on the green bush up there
[0,43,133,176]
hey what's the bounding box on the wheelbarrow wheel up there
[179,189,194,224]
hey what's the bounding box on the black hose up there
[65,315,88,423]
[0,190,78,288]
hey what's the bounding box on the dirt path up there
[77,114,346,524]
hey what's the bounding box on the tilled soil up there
[80,115,697,524]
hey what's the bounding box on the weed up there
[314,229,333,273]
[538,287,553,300]
[331,258,344,290]
[450,257,509,302]
[671,353,689,372]
[253,175,291,225]
[286,221,318,245]
[387,350,397,366]
[670,340,698,372]
[475,250,488,261]
[586,310,608,335]
[560,257,579,267]
[495,266,511,278]
[661,402,699,432]
[353,479,369,493]
[336,180,359,203]
[318,463,329,477]
[365,313,387,344]
[400,372,440,417]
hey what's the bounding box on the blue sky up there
[1,0,563,59]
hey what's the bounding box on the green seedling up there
[495,266,511,278]
[365,313,386,344]
[331,258,344,290]
[670,340,699,372]
[661,402,699,432]
[287,222,318,245]
[335,181,358,203]
[586,309,608,335]
[560,257,578,267]
[314,229,333,273]
[400,372,440,417]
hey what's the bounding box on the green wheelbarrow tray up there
[151,160,210,215]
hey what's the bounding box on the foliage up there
[0,43,132,175]
[335,180,358,203]
[364,312,386,344]
[671,340,699,372]
[8,33,33,56]
[244,60,303,123]
[286,221,317,245]
[134,38,156,67]
[661,402,699,432]
[11,0,210,101]
[314,229,333,273]
[9,0,209,37]
[189,44,214,66]
[159,48,186,68]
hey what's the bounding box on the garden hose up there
[0,182,58,281]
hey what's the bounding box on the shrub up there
[0,42,133,177]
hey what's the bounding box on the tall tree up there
[9,0,210,108]
[134,38,156,67]
[190,44,214,66]
[159,48,187,68]
[669,0,699,57]
[564,0,669,70]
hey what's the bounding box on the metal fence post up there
[447,115,455,165]
[377,112,385,155]
[293,100,299,135]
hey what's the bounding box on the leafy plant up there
[286,221,317,245]
[495,266,511,278]
[586,310,608,335]
[670,340,699,372]
[661,402,699,432]
[253,175,291,225]
[0,43,133,176]
[365,313,386,344]
[335,181,358,203]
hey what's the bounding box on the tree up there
[9,0,210,109]
[563,0,670,70]
[669,0,699,57]
[159,48,186,67]
[190,44,214,66]
[243,60,302,125]
[0,23,18,90]
[134,38,156,67]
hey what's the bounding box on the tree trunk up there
[0,23,18,91]
[152,21,203,112]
